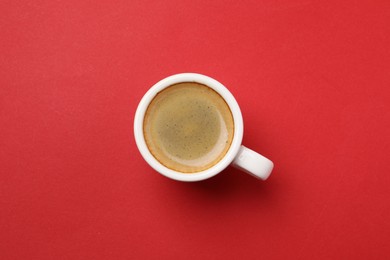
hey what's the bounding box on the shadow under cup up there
[134,73,244,182]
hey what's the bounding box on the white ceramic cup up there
[134,73,274,182]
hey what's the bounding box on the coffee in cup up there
[143,82,234,173]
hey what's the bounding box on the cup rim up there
[133,73,243,181]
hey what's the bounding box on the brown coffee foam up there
[143,82,234,173]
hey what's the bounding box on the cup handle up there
[232,145,274,180]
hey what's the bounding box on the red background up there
[1,0,389,259]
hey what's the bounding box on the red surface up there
[1,0,389,259]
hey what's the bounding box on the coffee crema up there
[143,82,234,173]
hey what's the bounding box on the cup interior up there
[134,73,243,182]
